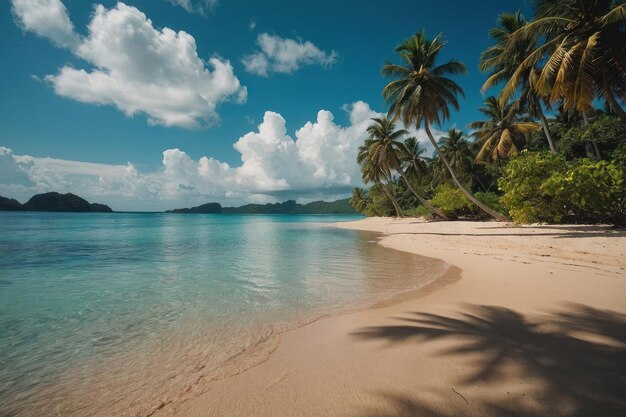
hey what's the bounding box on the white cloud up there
[242,33,338,76]
[10,0,80,48]
[11,1,246,129]
[167,0,219,15]
[0,102,441,211]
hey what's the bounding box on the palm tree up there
[431,128,474,184]
[357,139,403,217]
[502,0,626,123]
[400,136,430,184]
[469,97,540,162]
[480,11,557,153]
[364,117,447,219]
[350,187,369,213]
[382,31,509,221]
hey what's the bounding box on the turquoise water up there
[0,212,447,416]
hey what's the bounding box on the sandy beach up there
[152,217,626,417]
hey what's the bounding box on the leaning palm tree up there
[365,117,447,219]
[469,97,540,162]
[382,31,509,221]
[400,136,430,184]
[480,11,557,153]
[357,140,403,217]
[502,0,626,123]
[431,128,474,185]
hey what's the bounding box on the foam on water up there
[0,212,447,416]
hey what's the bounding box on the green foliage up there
[610,142,626,161]
[499,152,568,223]
[429,185,472,218]
[499,151,626,224]
[362,184,397,217]
[350,188,369,213]
[557,125,587,159]
[473,191,507,218]
[557,116,625,159]
[403,205,433,219]
[542,159,626,224]
[581,116,625,147]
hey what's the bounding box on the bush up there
[430,185,472,218]
[499,152,567,223]
[363,184,396,217]
[542,159,625,224]
[499,151,626,224]
[473,191,507,219]
[403,205,432,219]
[557,115,625,159]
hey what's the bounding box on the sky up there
[0,0,531,211]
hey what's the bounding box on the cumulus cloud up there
[242,33,338,76]
[10,0,80,48]
[167,0,219,15]
[0,102,441,210]
[11,1,246,129]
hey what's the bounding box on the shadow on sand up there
[352,303,626,416]
[389,230,626,239]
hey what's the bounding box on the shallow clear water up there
[0,212,447,416]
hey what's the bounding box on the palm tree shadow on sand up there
[352,303,626,417]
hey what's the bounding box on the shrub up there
[557,115,625,159]
[499,151,626,224]
[403,205,432,219]
[498,152,567,223]
[473,191,507,219]
[430,185,472,218]
[363,184,396,217]
[542,159,625,224]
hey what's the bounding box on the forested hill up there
[166,198,357,215]
[223,198,356,214]
[0,192,113,212]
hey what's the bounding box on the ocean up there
[0,212,447,416]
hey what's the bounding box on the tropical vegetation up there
[351,0,625,225]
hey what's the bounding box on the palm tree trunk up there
[389,158,448,219]
[470,167,489,192]
[582,112,602,160]
[537,104,557,153]
[425,124,510,222]
[380,183,403,218]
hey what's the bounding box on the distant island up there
[0,193,356,215]
[0,192,113,212]
[165,202,223,214]
[166,198,357,215]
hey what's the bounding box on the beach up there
[154,218,626,417]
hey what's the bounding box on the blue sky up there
[0,0,530,210]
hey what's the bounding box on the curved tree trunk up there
[582,112,602,160]
[536,104,557,153]
[389,158,448,220]
[380,183,403,218]
[425,124,510,222]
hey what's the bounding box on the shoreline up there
[155,218,626,417]
[10,226,446,417]
[136,229,451,417]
